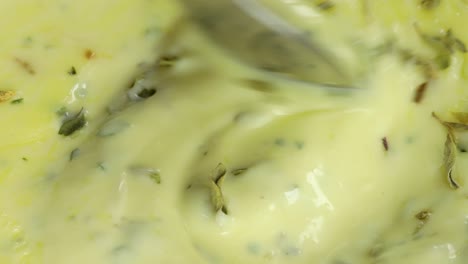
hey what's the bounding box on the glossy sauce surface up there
[1,1,468,263]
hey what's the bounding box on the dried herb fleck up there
[210,179,227,214]
[10,98,23,104]
[157,55,178,68]
[68,66,77,75]
[415,209,431,221]
[274,138,286,146]
[295,141,305,150]
[137,88,156,99]
[22,36,33,47]
[432,112,463,189]
[69,148,80,161]
[210,163,228,214]
[97,162,107,171]
[444,132,460,189]
[84,49,96,59]
[149,171,161,184]
[445,122,468,131]
[0,90,15,103]
[396,49,436,78]
[317,0,335,10]
[454,38,468,53]
[413,82,429,103]
[422,29,467,54]
[129,166,161,184]
[14,58,35,74]
[213,163,227,183]
[242,79,275,93]
[232,168,248,176]
[382,137,389,151]
[127,79,157,101]
[434,53,450,69]
[58,108,86,136]
[452,112,468,124]
[414,209,432,233]
[420,0,440,10]
[418,28,467,69]
[432,112,468,131]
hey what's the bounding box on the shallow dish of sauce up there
[1,0,468,263]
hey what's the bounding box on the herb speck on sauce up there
[84,49,96,59]
[22,36,33,47]
[432,112,468,131]
[397,48,438,78]
[434,53,450,70]
[414,209,432,233]
[369,243,385,258]
[415,209,431,221]
[242,79,275,93]
[417,27,467,69]
[274,138,286,146]
[0,90,16,103]
[127,79,158,101]
[420,0,440,10]
[21,157,28,162]
[210,179,227,214]
[137,88,156,99]
[111,244,130,256]
[157,54,178,68]
[14,57,35,74]
[10,98,23,104]
[97,162,107,171]
[213,163,227,183]
[295,141,305,150]
[210,163,228,214]
[382,137,389,151]
[231,167,248,176]
[432,112,465,189]
[458,145,467,153]
[149,171,161,184]
[452,112,468,124]
[413,82,429,103]
[58,108,87,136]
[69,148,81,161]
[68,66,77,75]
[129,166,161,184]
[444,132,459,189]
[397,48,437,78]
[317,0,335,11]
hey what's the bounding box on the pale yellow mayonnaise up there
[1,0,468,263]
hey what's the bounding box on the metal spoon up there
[180,0,354,87]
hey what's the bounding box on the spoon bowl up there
[180,0,356,87]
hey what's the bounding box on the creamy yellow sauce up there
[2,0,468,263]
